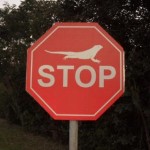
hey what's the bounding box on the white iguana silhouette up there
[45,44,103,63]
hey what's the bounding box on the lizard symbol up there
[45,44,103,63]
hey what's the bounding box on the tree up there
[0,0,149,149]
[0,0,67,140]
[59,0,150,149]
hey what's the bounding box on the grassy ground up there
[0,119,67,150]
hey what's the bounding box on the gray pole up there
[69,120,78,150]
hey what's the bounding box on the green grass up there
[0,119,67,150]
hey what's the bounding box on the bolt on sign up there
[26,22,125,120]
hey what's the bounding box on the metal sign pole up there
[69,120,78,150]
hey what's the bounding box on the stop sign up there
[26,22,125,120]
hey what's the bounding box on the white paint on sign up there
[45,44,103,63]
[38,65,116,88]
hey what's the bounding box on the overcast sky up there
[0,0,23,8]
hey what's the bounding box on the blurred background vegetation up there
[0,0,150,149]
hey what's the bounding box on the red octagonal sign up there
[26,23,125,120]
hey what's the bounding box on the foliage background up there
[0,0,150,149]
